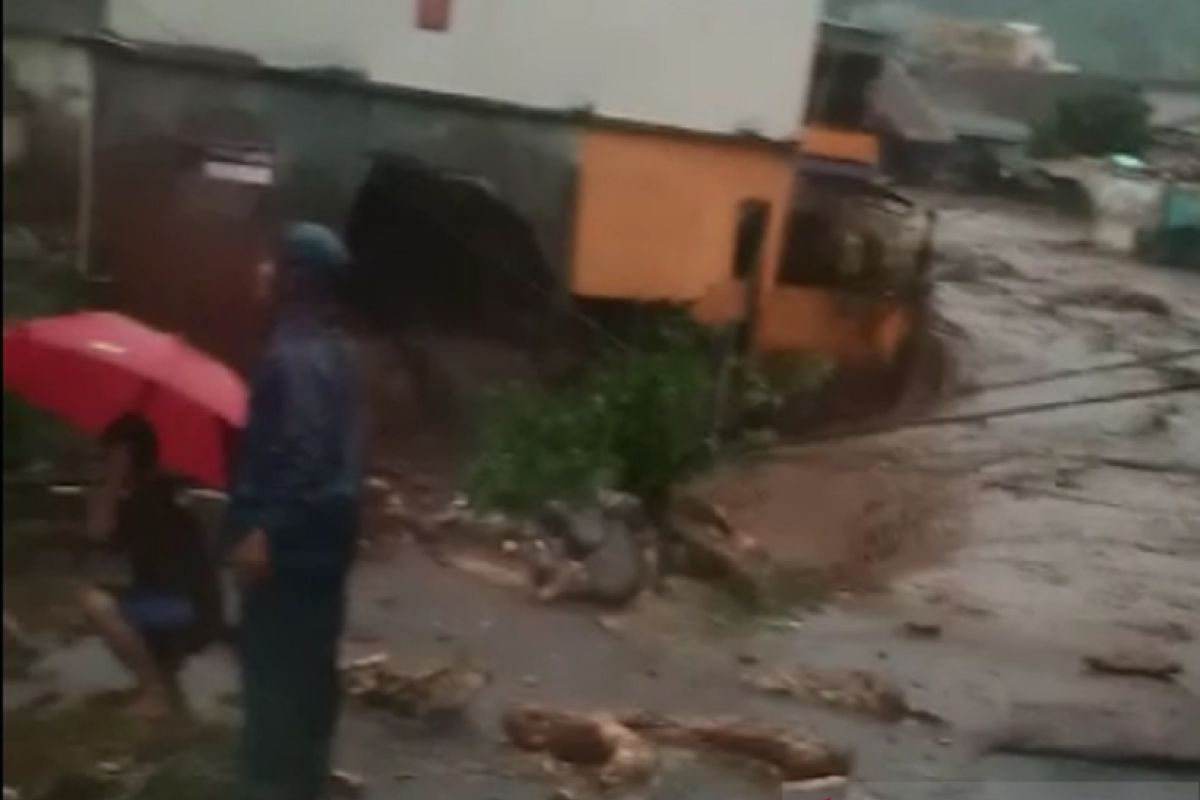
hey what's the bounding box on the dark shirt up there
[113,475,213,603]
[225,310,364,582]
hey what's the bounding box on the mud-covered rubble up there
[340,652,490,719]
[742,667,912,722]
[1082,647,1184,682]
[503,705,851,791]
[365,481,779,611]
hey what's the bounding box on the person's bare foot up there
[128,687,171,721]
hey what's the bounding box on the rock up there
[746,667,910,721]
[737,652,761,666]
[536,496,655,607]
[541,502,608,557]
[579,523,647,606]
[1084,648,1182,681]
[3,786,19,800]
[329,769,366,797]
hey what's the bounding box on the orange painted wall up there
[570,127,794,306]
[757,286,914,366]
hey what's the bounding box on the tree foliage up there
[1032,90,1152,157]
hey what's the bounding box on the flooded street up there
[6,198,1200,798]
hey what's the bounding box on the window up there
[732,199,770,279]
[416,0,451,31]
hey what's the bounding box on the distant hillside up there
[827,0,1200,80]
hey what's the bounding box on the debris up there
[535,494,656,607]
[746,667,910,721]
[3,787,20,800]
[989,702,1200,767]
[783,776,849,800]
[623,712,850,781]
[902,617,943,639]
[342,653,489,718]
[667,492,771,603]
[1118,620,1192,643]
[737,652,761,666]
[329,769,366,797]
[1084,648,1182,681]
[503,706,657,788]
[1051,286,1171,317]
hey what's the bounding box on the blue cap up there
[277,222,350,296]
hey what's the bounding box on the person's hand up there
[231,528,271,587]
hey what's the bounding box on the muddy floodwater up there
[5,197,1200,799]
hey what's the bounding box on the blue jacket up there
[225,311,363,581]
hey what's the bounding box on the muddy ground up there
[5,197,1200,799]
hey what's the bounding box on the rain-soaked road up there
[8,197,1200,798]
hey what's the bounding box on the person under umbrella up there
[78,413,223,719]
[225,222,364,800]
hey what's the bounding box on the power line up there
[799,380,1200,445]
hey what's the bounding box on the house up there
[8,1,929,389]
[7,0,834,368]
[757,20,934,384]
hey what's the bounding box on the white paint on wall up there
[107,0,821,140]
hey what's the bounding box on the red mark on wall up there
[417,0,451,31]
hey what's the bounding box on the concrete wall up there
[758,287,913,366]
[107,0,821,140]
[569,127,793,305]
[91,51,578,367]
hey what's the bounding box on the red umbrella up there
[3,311,247,488]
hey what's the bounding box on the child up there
[78,413,221,718]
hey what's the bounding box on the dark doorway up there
[344,155,559,349]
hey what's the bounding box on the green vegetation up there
[1032,90,1152,158]
[467,314,716,512]
[466,309,838,514]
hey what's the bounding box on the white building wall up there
[107,0,821,140]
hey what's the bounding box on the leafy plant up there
[466,313,716,513]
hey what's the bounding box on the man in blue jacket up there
[226,222,363,800]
